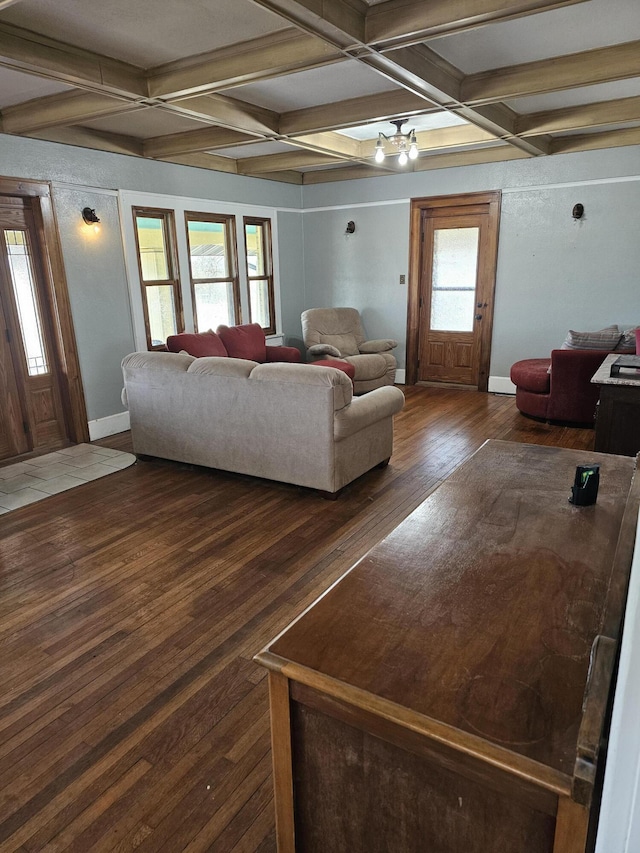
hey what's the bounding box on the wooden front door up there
[0,196,69,461]
[407,192,501,391]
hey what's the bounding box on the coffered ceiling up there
[0,0,639,184]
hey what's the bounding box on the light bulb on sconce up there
[82,207,101,234]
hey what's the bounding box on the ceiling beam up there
[27,125,144,157]
[0,23,146,96]
[0,90,140,134]
[148,29,341,99]
[156,152,238,174]
[143,127,258,158]
[0,0,27,8]
[167,94,280,135]
[279,89,432,136]
[366,0,589,49]
[302,143,529,183]
[516,95,640,136]
[462,40,640,104]
[237,150,342,174]
[550,126,640,155]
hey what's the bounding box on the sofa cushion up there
[217,323,266,362]
[166,330,227,357]
[510,359,551,394]
[560,326,622,351]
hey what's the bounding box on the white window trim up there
[119,189,282,351]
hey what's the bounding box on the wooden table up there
[256,440,640,853]
[592,353,640,457]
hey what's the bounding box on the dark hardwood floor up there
[0,387,595,852]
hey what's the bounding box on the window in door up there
[244,217,275,335]
[4,228,49,375]
[132,207,183,349]
[430,227,480,332]
[186,213,240,331]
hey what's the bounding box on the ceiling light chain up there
[375,118,419,166]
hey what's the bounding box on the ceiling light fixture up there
[374,119,419,166]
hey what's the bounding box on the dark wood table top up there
[262,441,638,782]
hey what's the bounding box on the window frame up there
[184,211,241,331]
[243,216,276,336]
[132,206,184,350]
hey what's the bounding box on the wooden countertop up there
[258,441,638,789]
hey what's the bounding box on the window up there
[132,207,183,349]
[244,217,275,335]
[3,228,49,375]
[186,213,240,331]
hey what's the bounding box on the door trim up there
[0,176,89,444]
[406,191,501,391]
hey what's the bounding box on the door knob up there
[475,314,482,321]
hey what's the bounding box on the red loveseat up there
[166,323,301,363]
[510,348,633,425]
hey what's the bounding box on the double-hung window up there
[132,207,183,349]
[185,213,240,331]
[244,217,275,335]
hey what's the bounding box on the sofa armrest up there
[266,345,302,363]
[359,338,397,354]
[334,386,405,440]
[309,343,342,358]
[550,349,613,390]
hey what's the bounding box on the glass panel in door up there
[430,227,480,332]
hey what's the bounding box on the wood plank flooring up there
[0,387,595,852]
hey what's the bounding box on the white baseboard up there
[395,368,406,384]
[488,375,516,395]
[88,411,131,441]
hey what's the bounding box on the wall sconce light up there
[572,203,584,220]
[346,220,356,234]
[82,207,101,233]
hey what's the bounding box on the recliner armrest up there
[308,343,342,358]
[359,339,397,354]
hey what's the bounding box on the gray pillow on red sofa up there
[560,325,622,351]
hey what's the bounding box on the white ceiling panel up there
[0,66,73,109]
[428,0,640,74]
[0,0,288,68]
[79,108,211,138]
[230,60,398,112]
[216,140,295,158]
[337,112,468,141]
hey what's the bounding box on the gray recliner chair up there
[301,307,397,394]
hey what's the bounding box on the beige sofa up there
[121,352,405,495]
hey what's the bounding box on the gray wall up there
[0,133,302,421]
[301,146,640,379]
[301,203,410,367]
[2,130,640,425]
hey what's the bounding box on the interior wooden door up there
[407,192,501,391]
[0,196,69,460]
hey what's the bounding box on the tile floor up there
[0,443,136,514]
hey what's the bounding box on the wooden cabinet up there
[592,354,640,457]
[256,441,640,853]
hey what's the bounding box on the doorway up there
[406,192,501,391]
[0,178,88,463]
